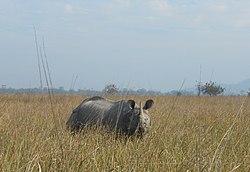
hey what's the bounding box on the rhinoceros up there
[66,96,154,137]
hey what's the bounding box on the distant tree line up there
[0,87,100,95]
[1,81,249,96]
[0,85,195,96]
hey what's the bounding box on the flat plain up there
[0,94,250,171]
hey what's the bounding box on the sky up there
[0,0,250,92]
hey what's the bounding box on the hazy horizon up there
[1,0,250,92]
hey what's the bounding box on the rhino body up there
[66,96,154,137]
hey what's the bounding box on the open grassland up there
[0,94,250,171]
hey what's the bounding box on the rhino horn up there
[140,102,145,119]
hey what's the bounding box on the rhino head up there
[125,99,154,137]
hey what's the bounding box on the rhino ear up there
[127,100,135,109]
[143,99,154,110]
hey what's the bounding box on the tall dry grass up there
[0,94,250,171]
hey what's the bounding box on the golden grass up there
[0,94,250,171]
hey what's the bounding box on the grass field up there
[0,94,250,171]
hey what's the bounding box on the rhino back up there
[66,97,114,130]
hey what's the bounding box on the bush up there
[200,81,225,96]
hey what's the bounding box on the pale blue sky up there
[1,0,250,91]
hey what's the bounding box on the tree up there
[103,84,118,95]
[200,81,225,96]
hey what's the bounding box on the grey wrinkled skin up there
[66,96,154,137]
